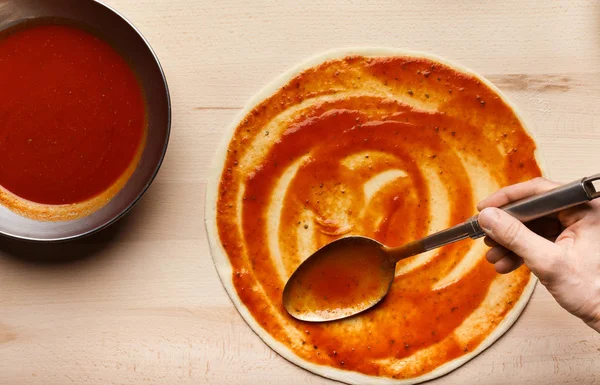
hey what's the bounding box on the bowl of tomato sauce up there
[0,0,171,241]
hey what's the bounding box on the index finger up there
[477,177,560,211]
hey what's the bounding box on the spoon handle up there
[466,173,600,239]
[392,173,600,259]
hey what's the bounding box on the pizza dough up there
[206,48,543,384]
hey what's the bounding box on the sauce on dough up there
[216,55,541,379]
[0,23,145,205]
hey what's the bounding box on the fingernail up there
[478,207,500,232]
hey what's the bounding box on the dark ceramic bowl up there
[0,0,171,241]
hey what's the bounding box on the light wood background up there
[1,1,599,384]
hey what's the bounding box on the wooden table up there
[1,1,599,384]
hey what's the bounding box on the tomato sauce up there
[215,55,541,379]
[0,23,145,205]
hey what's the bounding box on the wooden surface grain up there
[1,1,599,384]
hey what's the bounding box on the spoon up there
[283,173,600,322]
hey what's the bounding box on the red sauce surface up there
[0,23,145,205]
[215,55,541,379]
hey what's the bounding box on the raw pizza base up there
[205,47,545,384]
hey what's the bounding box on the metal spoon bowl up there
[282,236,393,322]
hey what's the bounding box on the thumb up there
[478,207,560,274]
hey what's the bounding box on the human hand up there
[477,177,600,333]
